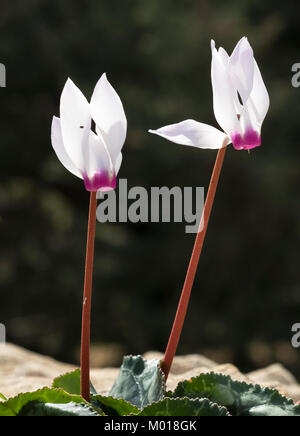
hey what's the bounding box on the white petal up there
[239,59,270,137]
[218,47,230,67]
[60,78,91,171]
[247,60,270,126]
[83,131,112,179]
[51,117,82,179]
[115,153,123,175]
[230,37,255,104]
[149,120,230,149]
[91,73,127,165]
[211,40,240,137]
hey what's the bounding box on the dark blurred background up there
[0,0,299,376]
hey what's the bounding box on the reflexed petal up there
[82,132,116,192]
[219,45,242,115]
[60,78,91,171]
[246,59,270,126]
[211,40,240,137]
[236,60,269,150]
[230,37,254,104]
[149,120,230,149]
[115,153,123,175]
[83,131,112,178]
[91,73,127,164]
[51,116,82,179]
[218,47,230,68]
[96,152,122,193]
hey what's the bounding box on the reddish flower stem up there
[81,191,97,402]
[162,146,227,379]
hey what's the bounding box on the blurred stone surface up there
[0,344,299,402]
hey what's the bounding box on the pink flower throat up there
[232,129,261,151]
[83,171,116,192]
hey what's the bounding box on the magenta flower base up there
[232,129,261,151]
[83,171,117,192]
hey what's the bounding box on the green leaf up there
[109,355,165,408]
[0,393,6,401]
[52,370,81,395]
[18,401,101,417]
[52,369,97,395]
[91,395,140,416]
[0,388,94,417]
[171,373,300,417]
[138,397,229,416]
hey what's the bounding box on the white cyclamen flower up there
[51,74,127,192]
[149,37,269,151]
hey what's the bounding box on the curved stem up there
[81,191,97,402]
[162,146,227,379]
